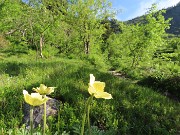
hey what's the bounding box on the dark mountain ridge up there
[127,2,180,36]
[165,2,180,35]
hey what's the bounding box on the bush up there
[0,34,10,50]
[84,53,109,70]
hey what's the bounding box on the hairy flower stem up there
[81,95,93,135]
[87,96,93,135]
[43,95,47,135]
[30,106,34,135]
[81,107,87,135]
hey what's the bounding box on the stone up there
[23,97,60,129]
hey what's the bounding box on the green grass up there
[0,54,179,134]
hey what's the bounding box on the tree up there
[64,0,112,55]
[0,0,114,59]
[0,0,62,57]
[106,4,171,69]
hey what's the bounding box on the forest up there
[0,0,179,134]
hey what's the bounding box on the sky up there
[110,0,180,21]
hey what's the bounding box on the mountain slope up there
[127,2,180,35]
[165,2,180,35]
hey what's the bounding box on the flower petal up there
[31,96,49,106]
[40,84,47,91]
[23,90,28,95]
[88,86,96,95]
[94,91,112,99]
[90,74,95,86]
[31,93,42,99]
[33,84,55,95]
[46,87,55,95]
[23,90,49,106]
[93,82,105,92]
[23,90,34,106]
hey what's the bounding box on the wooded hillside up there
[127,2,180,36]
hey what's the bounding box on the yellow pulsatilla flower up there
[33,84,55,95]
[88,74,112,99]
[23,90,49,106]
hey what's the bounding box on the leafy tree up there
[0,0,63,57]
[106,4,171,70]
[0,0,113,59]
[64,0,112,55]
[0,0,28,52]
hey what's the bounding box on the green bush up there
[0,34,10,50]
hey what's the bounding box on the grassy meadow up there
[0,52,179,135]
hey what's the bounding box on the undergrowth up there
[0,54,179,134]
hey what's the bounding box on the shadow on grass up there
[137,76,180,102]
[4,62,27,76]
[0,58,79,77]
[29,67,180,134]
[0,58,179,134]
[42,68,180,134]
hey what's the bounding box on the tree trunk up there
[84,40,90,54]
[83,35,90,55]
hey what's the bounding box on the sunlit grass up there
[0,55,179,134]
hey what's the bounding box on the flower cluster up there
[23,84,56,135]
[22,74,112,135]
[23,84,55,106]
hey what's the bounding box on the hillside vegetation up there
[0,0,179,134]
[127,2,180,35]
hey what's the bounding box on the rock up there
[23,98,60,129]
[108,70,128,79]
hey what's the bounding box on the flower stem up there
[43,95,47,135]
[30,106,33,135]
[80,101,87,135]
[87,96,93,135]
[81,95,93,135]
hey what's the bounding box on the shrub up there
[0,34,10,50]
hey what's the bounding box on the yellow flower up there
[88,74,112,99]
[23,90,49,106]
[33,84,55,95]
